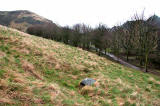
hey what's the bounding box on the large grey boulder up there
[80,78,96,86]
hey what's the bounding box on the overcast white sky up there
[0,0,159,27]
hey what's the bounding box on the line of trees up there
[27,13,160,72]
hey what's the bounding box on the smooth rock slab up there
[80,78,96,86]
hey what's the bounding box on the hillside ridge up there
[0,25,160,105]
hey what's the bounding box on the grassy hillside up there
[0,10,55,32]
[0,25,160,106]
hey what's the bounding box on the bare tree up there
[80,24,92,50]
[70,24,82,47]
[133,12,158,72]
[101,28,112,54]
[120,22,135,61]
[61,26,71,44]
[111,26,122,57]
[92,24,107,55]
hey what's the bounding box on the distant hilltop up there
[0,10,55,32]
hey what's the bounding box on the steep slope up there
[0,25,160,105]
[0,10,56,32]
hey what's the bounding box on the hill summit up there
[0,10,54,32]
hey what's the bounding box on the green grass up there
[0,25,160,105]
[0,69,6,78]
[62,99,74,105]
[41,92,51,103]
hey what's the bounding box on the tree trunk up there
[87,44,90,50]
[145,53,149,72]
[140,58,143,66]
[98,49,101,56]
[105,49,106,55]
[82,44,85,50]
[139,52,143,66]
[96,49,98,52]
[126,50,129,61]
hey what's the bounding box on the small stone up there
[80,78,96,86]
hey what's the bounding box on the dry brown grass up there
[0,79,8,90]
[80,86,94,96]
[0,51,6,59]
[12,78,24,83]
[116,97,124,106]
[0,98,13,104]
[75,65,86,71]
[17,48,30,55]
[22,60,34,71]
[33,98,44,104]
[22,60,43,80]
